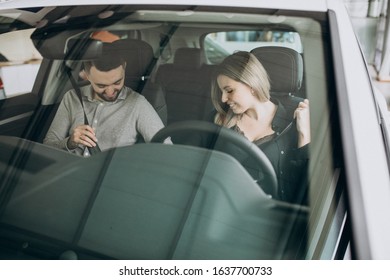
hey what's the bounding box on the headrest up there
[250,47,303,93]
[173,48,203,70]
[103,38,154,74]
[103,39,155,90]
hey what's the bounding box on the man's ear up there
[79,69,88,81]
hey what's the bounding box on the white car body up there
[0,0,389,260]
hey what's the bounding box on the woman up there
[211,51,310,204]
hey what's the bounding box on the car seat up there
[250,46,304,98]
[102,39,167,124]
[155,47,215,125]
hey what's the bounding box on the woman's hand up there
[67,124,98,149]
[294,99,310,148]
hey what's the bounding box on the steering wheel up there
[151,120,278,198]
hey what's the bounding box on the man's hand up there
[67,124,98,149]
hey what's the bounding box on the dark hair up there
[83,54,126,73]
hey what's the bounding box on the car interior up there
[0,6,346,260]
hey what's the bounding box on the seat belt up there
[66,67,101,155]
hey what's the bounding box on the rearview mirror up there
[32,34,103,60]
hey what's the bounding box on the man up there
[44,54,167,156]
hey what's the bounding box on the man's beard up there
[95,87,122,102]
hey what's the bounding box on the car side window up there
[204,30,303,64]
[0,28,42,100]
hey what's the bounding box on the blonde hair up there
[211,51,270,127]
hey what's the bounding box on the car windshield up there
[0,5,343,260]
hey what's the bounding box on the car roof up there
[0,0,328,12]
